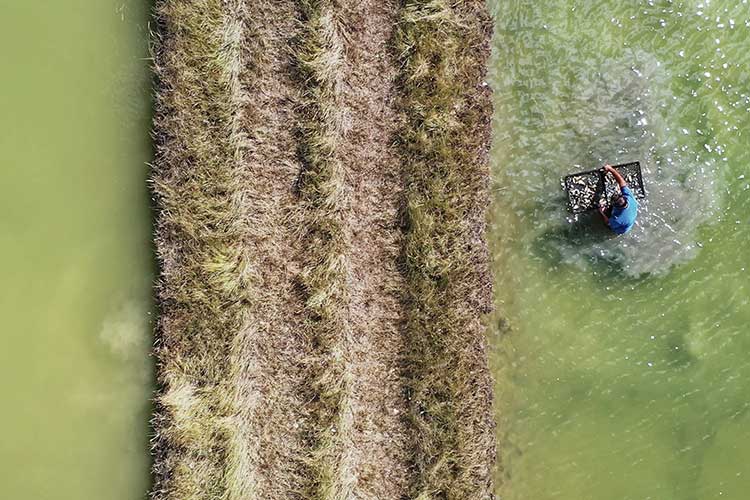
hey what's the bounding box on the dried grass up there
[150,1,250,499]
[150,0,496,497]
[295,1,356,498]
[395,0,497,498]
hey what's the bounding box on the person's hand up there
[604,164,615,173]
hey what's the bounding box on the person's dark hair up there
[613,195,627,208]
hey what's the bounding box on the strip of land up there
[151,2,254,498]
[151,1,496,498]
[328,1,412,497]
[396,2,496,496]
[232,1,314,497]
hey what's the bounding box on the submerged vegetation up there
[151,0,495,498]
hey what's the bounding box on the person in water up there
[598,164,638,234]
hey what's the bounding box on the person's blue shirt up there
[609,186,638,234]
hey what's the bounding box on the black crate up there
[563,161,646,214]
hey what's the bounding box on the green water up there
[489,1,750,499]
[0,1,153,498]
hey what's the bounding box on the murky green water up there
[0,1,153,498]
[489,1,750,498]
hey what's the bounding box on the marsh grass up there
[151,0,495,496]
[150,1,251,499]
[395,0,496,497]
[295,1,354,498]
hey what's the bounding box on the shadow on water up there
[535,219,639,282]
[529,187,642,281]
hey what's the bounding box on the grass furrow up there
[150,1,250,499]
[395,0,496,498]
[295,1,354,498]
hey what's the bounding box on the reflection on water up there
[489,1,750,499]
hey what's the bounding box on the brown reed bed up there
[150,1,251,499]
[395,0,497,497]
[294,0,353,497]
[150,0,497,497]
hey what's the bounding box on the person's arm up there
[604,164,627,189]
[598,204,610,225]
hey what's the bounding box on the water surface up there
[488,1,750,498]
[0,1,153,498]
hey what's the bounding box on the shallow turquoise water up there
[0,1,153,498]
[488,1,750,499]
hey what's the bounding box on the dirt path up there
[332,0,412,497]
[231,2,314,498]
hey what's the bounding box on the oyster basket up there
[563,161,646,214]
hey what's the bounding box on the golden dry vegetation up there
[151,1,496,498]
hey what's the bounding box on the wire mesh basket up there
[563,161,646,214]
